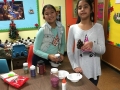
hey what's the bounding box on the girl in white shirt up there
[67,0,106,86]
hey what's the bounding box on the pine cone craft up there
[77,39,83,49]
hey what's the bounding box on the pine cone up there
[77,39,83,49]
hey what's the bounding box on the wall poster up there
[97,2,104,21]
[0,1,25,20]
[0,0,39,32]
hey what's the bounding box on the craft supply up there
[8,73,14,77]
[55,54,60,58]
[30,65,36,77]
[62,78,66,90]
[50,68,59,88]
[37,61,40,74]
[4,75,29,89]
[39,62,44,75]
[23,62,29,74]
[49,53,61,68]
[37,60,45,75]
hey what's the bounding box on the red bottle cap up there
[62,78,66,83]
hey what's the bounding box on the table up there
[0,80,8,90]
[0,57,100,90]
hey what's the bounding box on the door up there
[65,0,77,41]
[66,0,98,41]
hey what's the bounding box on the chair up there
[0,59,9,74]
[11,44,28,70]
[27,45,33,68]
[11,44,28,58]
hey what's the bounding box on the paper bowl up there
[58,70,69,79]
[67,73,82,82]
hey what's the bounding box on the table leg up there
[11,59,13,70]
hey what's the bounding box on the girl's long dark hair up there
[76,0,94,24]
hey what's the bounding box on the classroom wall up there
[102,0,120,71]
[0,30,38,42]
[0,0,66,42]
[39,0,66,28]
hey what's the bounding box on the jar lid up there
[23,62,28,66]
[30,65,35,70]
[37,60,44,65]
[55,54,60,57]
[51,68,58,73]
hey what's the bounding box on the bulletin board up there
[0,0,40,32]
[107,0,120,47]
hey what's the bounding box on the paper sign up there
[116,0,120,4]
[97,3,103,20]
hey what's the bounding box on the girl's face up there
[43,7,57,24]
[77,0,92,21]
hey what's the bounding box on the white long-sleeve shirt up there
[67,23,106,80]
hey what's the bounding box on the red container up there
[37,60,45,75]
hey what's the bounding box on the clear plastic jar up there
[50,68,59,87]
[23,62,29,74]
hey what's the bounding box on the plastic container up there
[55,54,60,58]
[23,62,29,74]
[37,61,40,74]
[49,53,61,68]
[37,60,45,75]
[30,65,36,77]
[62,78,66,90]
[50,68,59,88]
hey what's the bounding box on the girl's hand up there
[74,67,83,73]
[59,54,64,62]
[81,41,93,51]
[48,54,59,63]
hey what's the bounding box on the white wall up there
[0,30,38,42]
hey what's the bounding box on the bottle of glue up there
[62,78,66,90]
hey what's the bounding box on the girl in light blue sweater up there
[32,4,65,66]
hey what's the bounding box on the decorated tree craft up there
[9,20,19,40]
